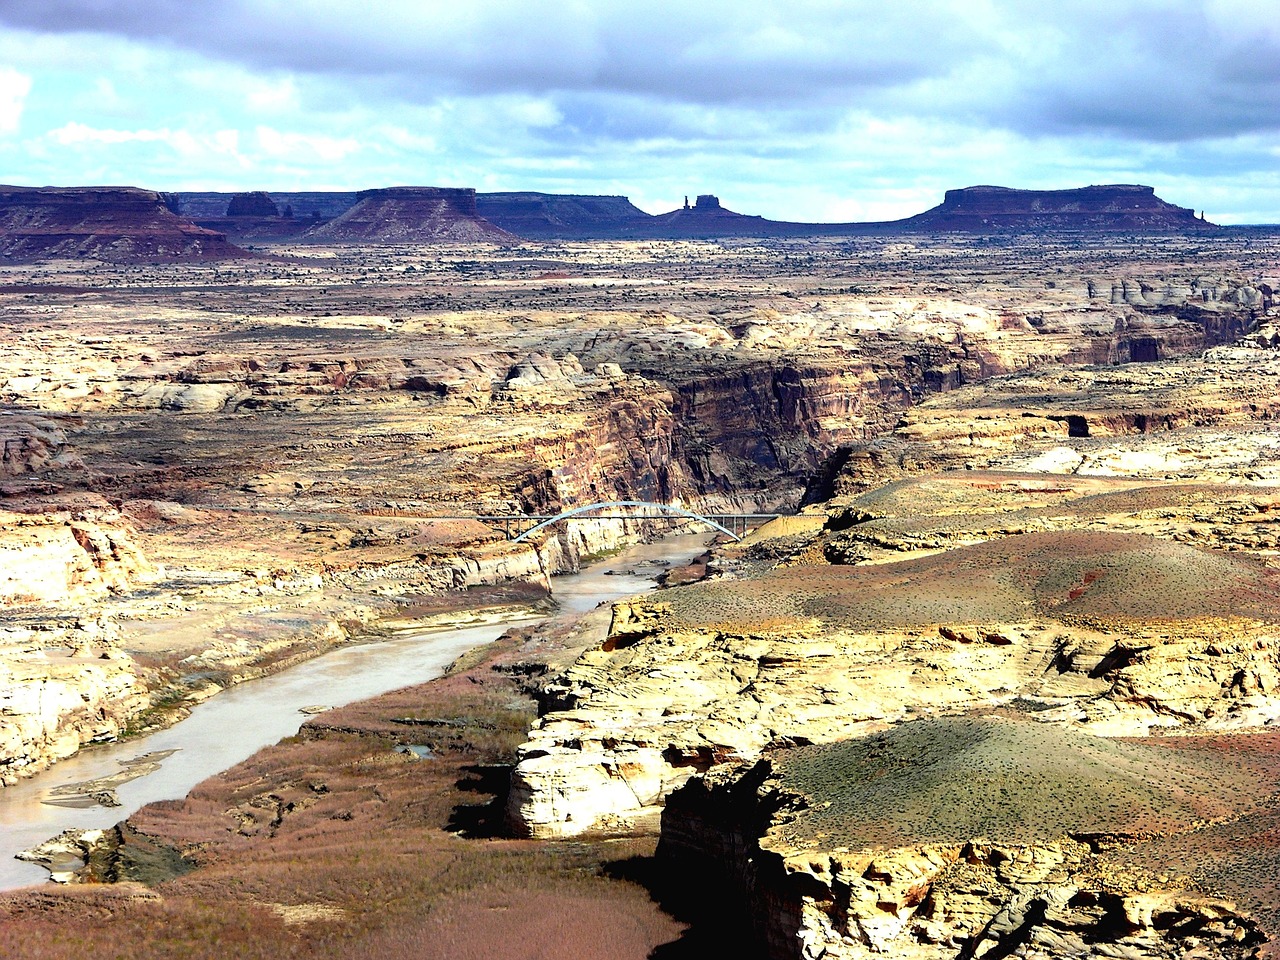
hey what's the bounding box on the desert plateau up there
[0,171,1275,960]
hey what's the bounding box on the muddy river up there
[0,534,710,889]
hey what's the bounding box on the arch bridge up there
[473,500,780,542]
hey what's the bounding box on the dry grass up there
[767,717,1280,851]
[664,530,1280,632]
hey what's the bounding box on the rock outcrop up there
[225,191,279,218]
[657,718,1274,959]
[172,190,359,222]
[813,343,1280,501]
[161,183,1219,241]
[0,622,151,786]
[0,186,250,262]
[0,495,158,605]
[506,524,1280,838]
[303,186,518,243]
[643,194,783,237]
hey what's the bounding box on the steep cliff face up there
[172,190,359,221]
[0,496,159,605]
[0,186,249,263]
[506,520,1280,840]
[668,344,1007,509]
[812,343,1280,501]
[225,191,279,217]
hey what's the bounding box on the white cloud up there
[0,3,1278,220]
[254,125,360,162]
[0,66,31,134]
[47,122,242,159]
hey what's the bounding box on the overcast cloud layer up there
[0,0,1277,222]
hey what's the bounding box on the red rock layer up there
[303,186,519,243]
[0,185,250,262]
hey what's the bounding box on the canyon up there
[0,221,1278,960]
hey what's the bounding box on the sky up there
[0,0,1277,223]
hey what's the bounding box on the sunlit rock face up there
[656,718,1275,960]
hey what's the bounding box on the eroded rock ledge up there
[656,717,1274,959]
[506,524,1280,839]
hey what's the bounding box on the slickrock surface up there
[507,522,1280,838]
[812,342,1280,505]
[4,227,1280,956]
[0,186,249,263]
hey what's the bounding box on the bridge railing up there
[355,502,782,542]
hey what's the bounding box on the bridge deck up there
[413,503,783,541]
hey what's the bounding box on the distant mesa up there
[632,184,1214,238]
[225,191,279,218]
[898,184,1210,232]
[0,185,251,263]
[475,192,652,239]
[8,182,1223,259]
[481,183,1217,239]
[176,190,358,242]
[303,186,519,244]
[175,190,358,223]
[645,193,780,238]
[476,190,785,239]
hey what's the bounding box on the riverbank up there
[0,621,695,959]
[0,506,689,790]
[0,534,713,893]
[0,535,723,959]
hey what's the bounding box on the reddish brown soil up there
[1109,732,1280,959]
[0,628,686,960]
[667,530,1280,631]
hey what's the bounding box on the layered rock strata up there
[0,186,248,262]
[507,525,1280,838]
[898,184,1210,232]
[813,343,1280,502]
[303,186,518,243]
[0,231,1272,789]
[475,192,653,238]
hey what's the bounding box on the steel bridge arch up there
[511,500,740,543]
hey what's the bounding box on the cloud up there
[0,2,1278,220]
[255,125,360,162]
[0,66,31,134]
[0,1,1276,142]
